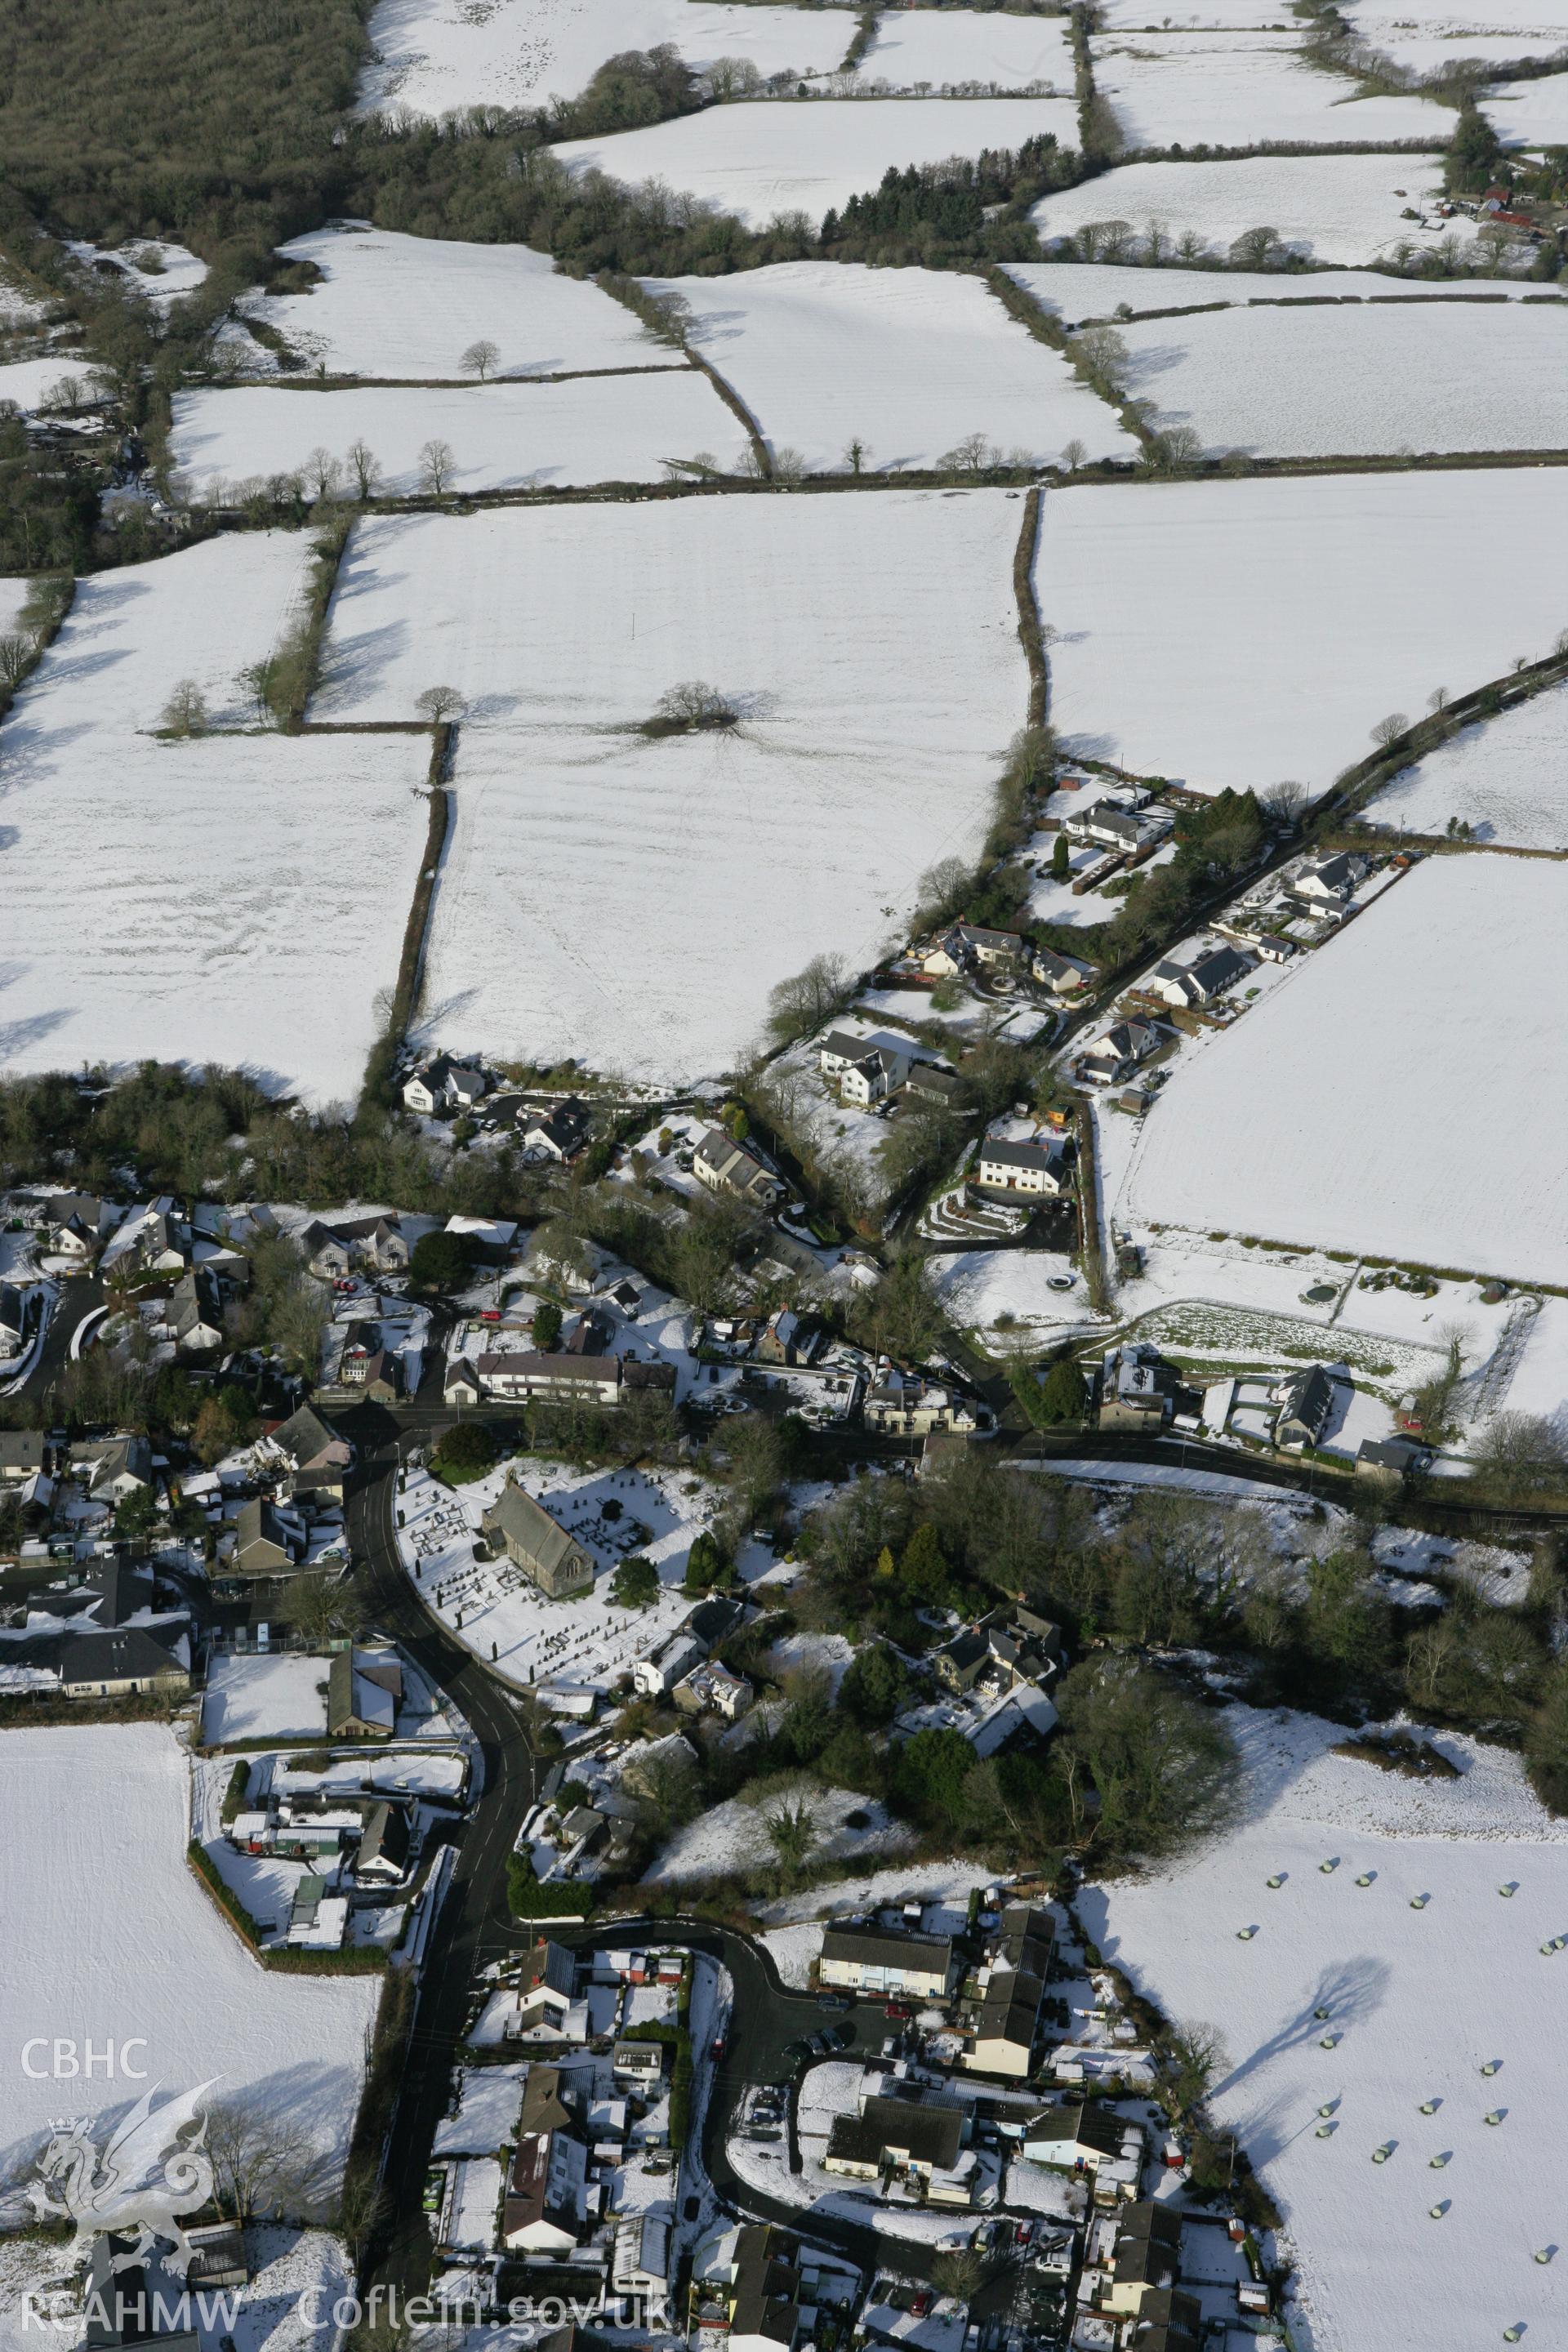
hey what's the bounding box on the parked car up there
[816,1992,851,2011]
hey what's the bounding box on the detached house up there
[1148,943,1250,1009]
[301,1214,409,1281]
[327,1647,403,1737]
[1273,1363,1336,1450]
[403,1055,488,1116]
[1292,850,1365,906]
[265,1402,353,1502]
[520,1100,593,1162]
[1064,799,1147,853]
[169,1267,224,1353]
[1098,1343,1177,1432]
[233,1496,303,1579]
[501,2127,589,2256]
[973,1137,1070,1198]
[693,1128,783,1208]
[1078,1019,1161,1089]
[42,1193,111,1262]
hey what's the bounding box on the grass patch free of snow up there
[359,0,857,118]
[642,261,1136,472]
[0,1727,376,2189]
[551,96,1082,231]
[244,225,690,381]
[170,373,746,500]
[1031,151,1490,265]
[1121,854,1568,1284]
[1036,467,1568,798]
[1365,679,1568,850]
[1081,1702,1568,2352]
[1089,30,1453,148]
[316,492,1027,1083]
[1116,297,1568,457]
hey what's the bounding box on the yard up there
[315,493,1027,1084]
[1082,1704,1568,2352]
[0,1727,378,2191]
[202,1655,332,1744]
[640,261,1134,474]
[1120,854,1568,1285]
[1036,469,1568,797]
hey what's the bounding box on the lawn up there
[551,96,1082,229]
[1082,1704,1568,2352]
[203,1654,332,1743]
[1116,297,1568,457]
[642,261,1134,473]
[1036,468,1568,797]
[314,492,1027,1082]
[1121,855,1568,1284]
[0,1726,377,2190]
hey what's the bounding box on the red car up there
[711,2036,726,2060]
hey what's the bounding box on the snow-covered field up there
[860,11,1076,89]
[0,355,100,413]
[1032,152,1486,265]
[317,493,1026,1082]
[1116,297,1568,457]
[360,0,857,117]
[1365,681,1568,848]
[0,1728,376,2189]
[1090,30,1452,147]
[552,97,1083,230]
[170,371,745,497]
[643,261,1134,472]
[1082,1704,1568,2352]
[0,728,430,1104]
[1485,67,1568,140]
[1120,855,1568,1282]
[1361,22,1568,65]
[0,532,428,1101]
[1099,0,1313,21]
[1037,468,1568,797]
[1004,256,1526,323]
[203,1655,332,1743]
[243,225,687,380]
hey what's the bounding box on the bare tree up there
[419,438,456,496]
[303,446,342,501]
[205,2097,326,2223]
[0,632,33,689]
[279,1569,366,1646]
[937,430,998,479]
[345,439,383,501]
[459,337,501,381]
[1061,436,1088,473]
[160,679,209,737]
[650,679,737,732]
[1370,712,1409,751]
[844,435,871,474]
[1427,684,1450,714]
[415,684,466,724]
[1260,779,1308,831]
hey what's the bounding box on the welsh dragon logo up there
[26,2082,220,2275]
